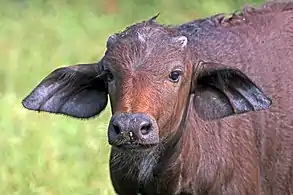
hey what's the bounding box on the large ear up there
[192,62,272,120]
[22,62,108,119]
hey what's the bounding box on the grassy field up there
[0,0,265,194]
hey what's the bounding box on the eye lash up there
[171,65,184,72]
[95,70,109,79]
[102,68,111,74]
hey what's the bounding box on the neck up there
[148,96,201,192]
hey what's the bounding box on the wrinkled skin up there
[22,2,293,195]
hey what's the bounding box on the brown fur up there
[107,2,293,194]
[21,1,293,195]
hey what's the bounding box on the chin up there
[110,141,161,184]
[111,141,159,153]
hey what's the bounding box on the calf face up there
[22,16,272,153]
[103,20,194,150]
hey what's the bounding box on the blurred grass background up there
[0,0,266,194]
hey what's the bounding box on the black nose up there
[108,113,156,145]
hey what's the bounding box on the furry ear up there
[192,62,272,120]
[22,62,108,119]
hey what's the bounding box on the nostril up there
[140,123,152,135]
[113,124,121,134]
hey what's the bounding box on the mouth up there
[112,142,158,151]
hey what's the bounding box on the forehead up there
[103,21,186,72]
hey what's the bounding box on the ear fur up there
[22,63,108,119]
[192,62,272,120]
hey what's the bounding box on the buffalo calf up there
[22,2,293,195]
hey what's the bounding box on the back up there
[179,2,293,194]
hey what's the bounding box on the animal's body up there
[22,2,293,195]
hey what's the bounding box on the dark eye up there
[105,71,114,82]
[169,70,182,83]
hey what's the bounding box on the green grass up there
[0,0,265,194]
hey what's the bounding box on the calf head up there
[22,16,272,153]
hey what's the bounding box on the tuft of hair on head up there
[136,32,146,43]
[171,36,188,49]
[148,13,160,23]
